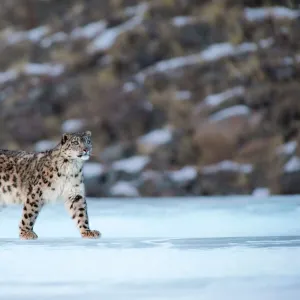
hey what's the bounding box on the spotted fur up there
[0,131,100,240]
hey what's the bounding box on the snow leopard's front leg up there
[65,194,100,239]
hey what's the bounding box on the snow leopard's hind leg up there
[19,188,44,240]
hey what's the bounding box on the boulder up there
[100,142,136,163]
[199,160,253,195]
[280,156,300,194]
[138,170,180,197]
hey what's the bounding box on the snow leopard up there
[0,131,100,240]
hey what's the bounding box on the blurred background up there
[0,0,300,198]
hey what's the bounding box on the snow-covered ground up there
[203,87,245,107]
[1,196,300,300]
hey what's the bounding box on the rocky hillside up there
[1,0,300,197]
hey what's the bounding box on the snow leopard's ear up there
[61,133,69,145]
[85,131,92,137]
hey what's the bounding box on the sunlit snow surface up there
[1,197,300,300]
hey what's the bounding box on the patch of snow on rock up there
[89,27,119,52]
[110,181,139,197]
[23,63,64,77]
[283,56,294,65]
[61,119,85,133]
[202,160,253,174]
[277,141,297,156]
[123,82,137,93]
[71,21,106,39]
[138,128,173,146]
[169,166,197,183]
[245,7,300,22]
[124,4,143,16]
[259,37,274,48]
[204,87,245,107]
[172,16,195,27]
[88,3,147,52]
[0,70,17,85]
[41,32,68,48]
[136,41,272,82]
[175,90,192,101]
[34,140,56,152]
[209,105,251,122]
[112,156,150,174]
[200,43,236,61]
[252,187,270,197]
[6,26,49,44]
[284,156,300,173]
[27,26,50,42]
[84,163,104,178]
[144,101,153,111]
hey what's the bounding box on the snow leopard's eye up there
[72,140,79,145]
[86,140,91,144]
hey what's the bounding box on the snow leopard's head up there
[60,131,92,161]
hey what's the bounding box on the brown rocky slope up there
[1,0,300,197]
